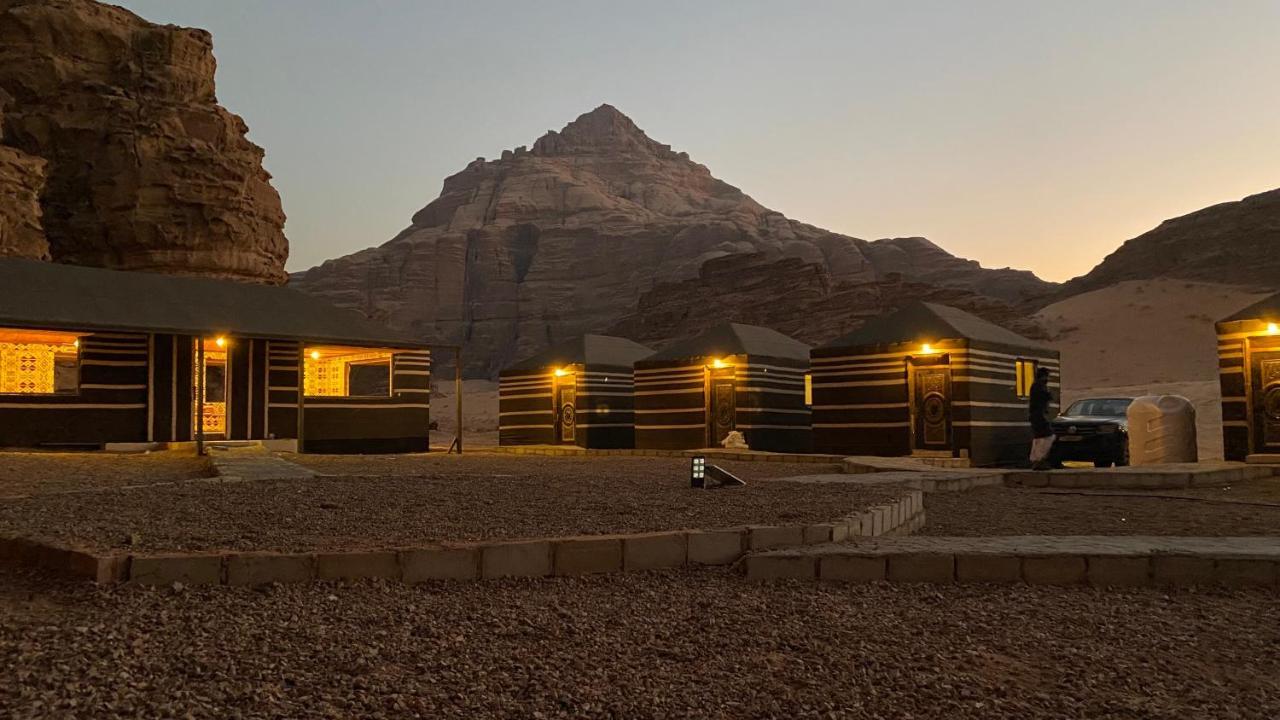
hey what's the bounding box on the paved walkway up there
[745,535,1280,589]
[208,446,317,481]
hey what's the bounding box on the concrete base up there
[1246,454,1280,465]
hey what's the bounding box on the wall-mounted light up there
[72,339,80,349]
[553,367,569,377]
[921,343,934,354]
[711,357,728,369]
[214,336,227,348]
[1269,322,1278,335]
[310,350,321,360]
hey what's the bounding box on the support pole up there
[454,345,463,454]
[297,345,306,454]
[195,338,205,456]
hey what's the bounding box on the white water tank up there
[1126,395,1197,466]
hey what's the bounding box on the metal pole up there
[296,345,306,454]
[454,345,463,454]
[195,338,205,456]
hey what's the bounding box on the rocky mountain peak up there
[532,103,680,158]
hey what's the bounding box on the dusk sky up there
[116,0,1280,282]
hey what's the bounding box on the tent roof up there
[1219,293,1280,323]
[503,334,655,373]
[0,258,428,348]
[820,302,1049,350]
[644,322,810,362]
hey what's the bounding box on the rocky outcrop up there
[1057,188,1280,300]
[607,253,1046,351]
[0,0,288,283]
[293,104,1055,376]
[0,95,46,259]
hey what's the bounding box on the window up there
[305,347,393,397]
[1014,359,1037,398]
[804,373,813,406]
[0,328,80,395]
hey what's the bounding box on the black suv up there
[1049,397,1133,467]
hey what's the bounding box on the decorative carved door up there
[911,366,951,451]
[556,384,576,444]
[1254,354,1280,452]
[709,379,736,446]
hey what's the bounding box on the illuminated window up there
[804,373,813,406]
[1014,359,1037,398]
[0,328,80,395]
[305,347,393,397]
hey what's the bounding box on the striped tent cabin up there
[0,258,431,454]
[1216,294,1280,461]
[811,302,1059,466]
[498,335,653,448]
[633,323,811,452]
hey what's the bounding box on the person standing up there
[1028,366,1055,470]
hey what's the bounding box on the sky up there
[116,0,1280,282]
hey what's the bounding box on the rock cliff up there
[293,104,1055,375]
[0,0,288,283]
[0,95,46,259]
[1056,188,1280,300]
[607,253,1045,351]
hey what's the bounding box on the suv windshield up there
[1064,398,1132,417]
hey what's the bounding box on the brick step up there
[745,536,1280,589]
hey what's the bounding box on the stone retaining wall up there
[1,491,925,586]
[745,536,1280,590]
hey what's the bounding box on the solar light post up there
[690,456,706,488]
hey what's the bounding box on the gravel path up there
[0,451,211,498]
[0,457,889,553]
[923,481,1280,536]
[2,568,1276,719]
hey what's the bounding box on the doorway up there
[555,377,576,444]
[909,360,951,453]
[708,375,736,447]
[1250,346,1280,454]
[195,338,228,439]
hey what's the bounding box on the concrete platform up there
[842,456,973,473]
[1247,454,1280,465]
[486,445,846,464]
[745,536,1280,589]
[775,470,1005,493]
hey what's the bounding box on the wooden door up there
[709,379,736,446]
[1252,350,1280,453]
[911,365,951,452]
[556,383,576,444]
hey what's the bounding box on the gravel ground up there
[0,451,212,498]
[2,568,1277,719]
[0,457,889,553]
[923,481,1280,536]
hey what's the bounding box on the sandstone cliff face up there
[0,0,287,283]
[0,97,47,259]
[607,253,1045,351]
[293,104,1055,376]
[1056,188,1280,300]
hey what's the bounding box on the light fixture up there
[214,336,226,348]
[553,367,568,377]
[711,357,727,369]
[921,343,934,354]
[690,456,706,488]
[72,339,80,349]
[1269,322,1278,335]
[310,350,321,360]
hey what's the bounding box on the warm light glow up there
[1269,323,1279,335]
[553,367,568,377]
[72,339,79,349]
[921,343,934,354]
[214,336,226,348]
[310,350,321,360]
[304,347,395,397]
[711,358,728,369]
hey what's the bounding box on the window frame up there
[1014,358,1038,399]
[0,333,82,397]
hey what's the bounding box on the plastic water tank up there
[1126,395,1197,466]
